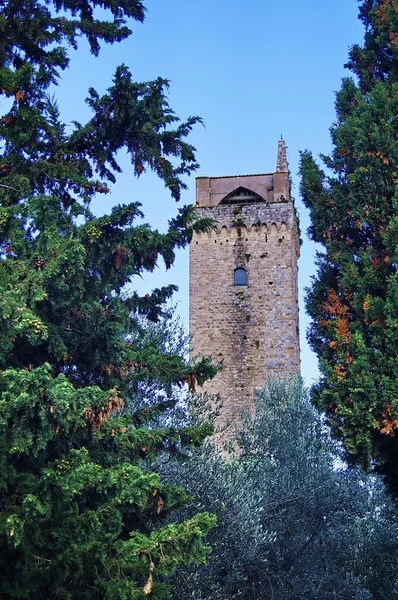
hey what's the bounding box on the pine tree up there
[300,0,398,494]
[0,1,217,597]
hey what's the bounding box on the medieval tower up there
[189,140,300,432]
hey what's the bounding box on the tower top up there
[276,138,288,172]
[195,140,291,207]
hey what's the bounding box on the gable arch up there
[220,225,229,235]
[249,223,261,235]
[270,222,278,234]
[219,186,266,205]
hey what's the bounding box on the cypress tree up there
[300,0,398,494]
[0,1,216,597]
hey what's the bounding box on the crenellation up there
[195,203,296,234]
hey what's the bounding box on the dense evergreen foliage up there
[165,380,398,599]
[300,0,398,493]
[0,1,217,597]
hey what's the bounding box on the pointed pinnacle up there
[276,138,288,172]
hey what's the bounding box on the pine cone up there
[33,257,46,270]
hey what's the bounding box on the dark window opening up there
[234,267,247,286]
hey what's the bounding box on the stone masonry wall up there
[189,201,300,434]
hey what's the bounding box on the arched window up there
[234,267,247,286]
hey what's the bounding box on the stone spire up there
[276,137,288,172]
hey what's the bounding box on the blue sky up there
[56,0,364,385]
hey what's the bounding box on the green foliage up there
[0,0,217,597]
[165,380,398,599]
[300,0,398,495]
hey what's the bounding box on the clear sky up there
[56,0,365,385]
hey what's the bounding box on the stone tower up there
[189,140,300,432]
